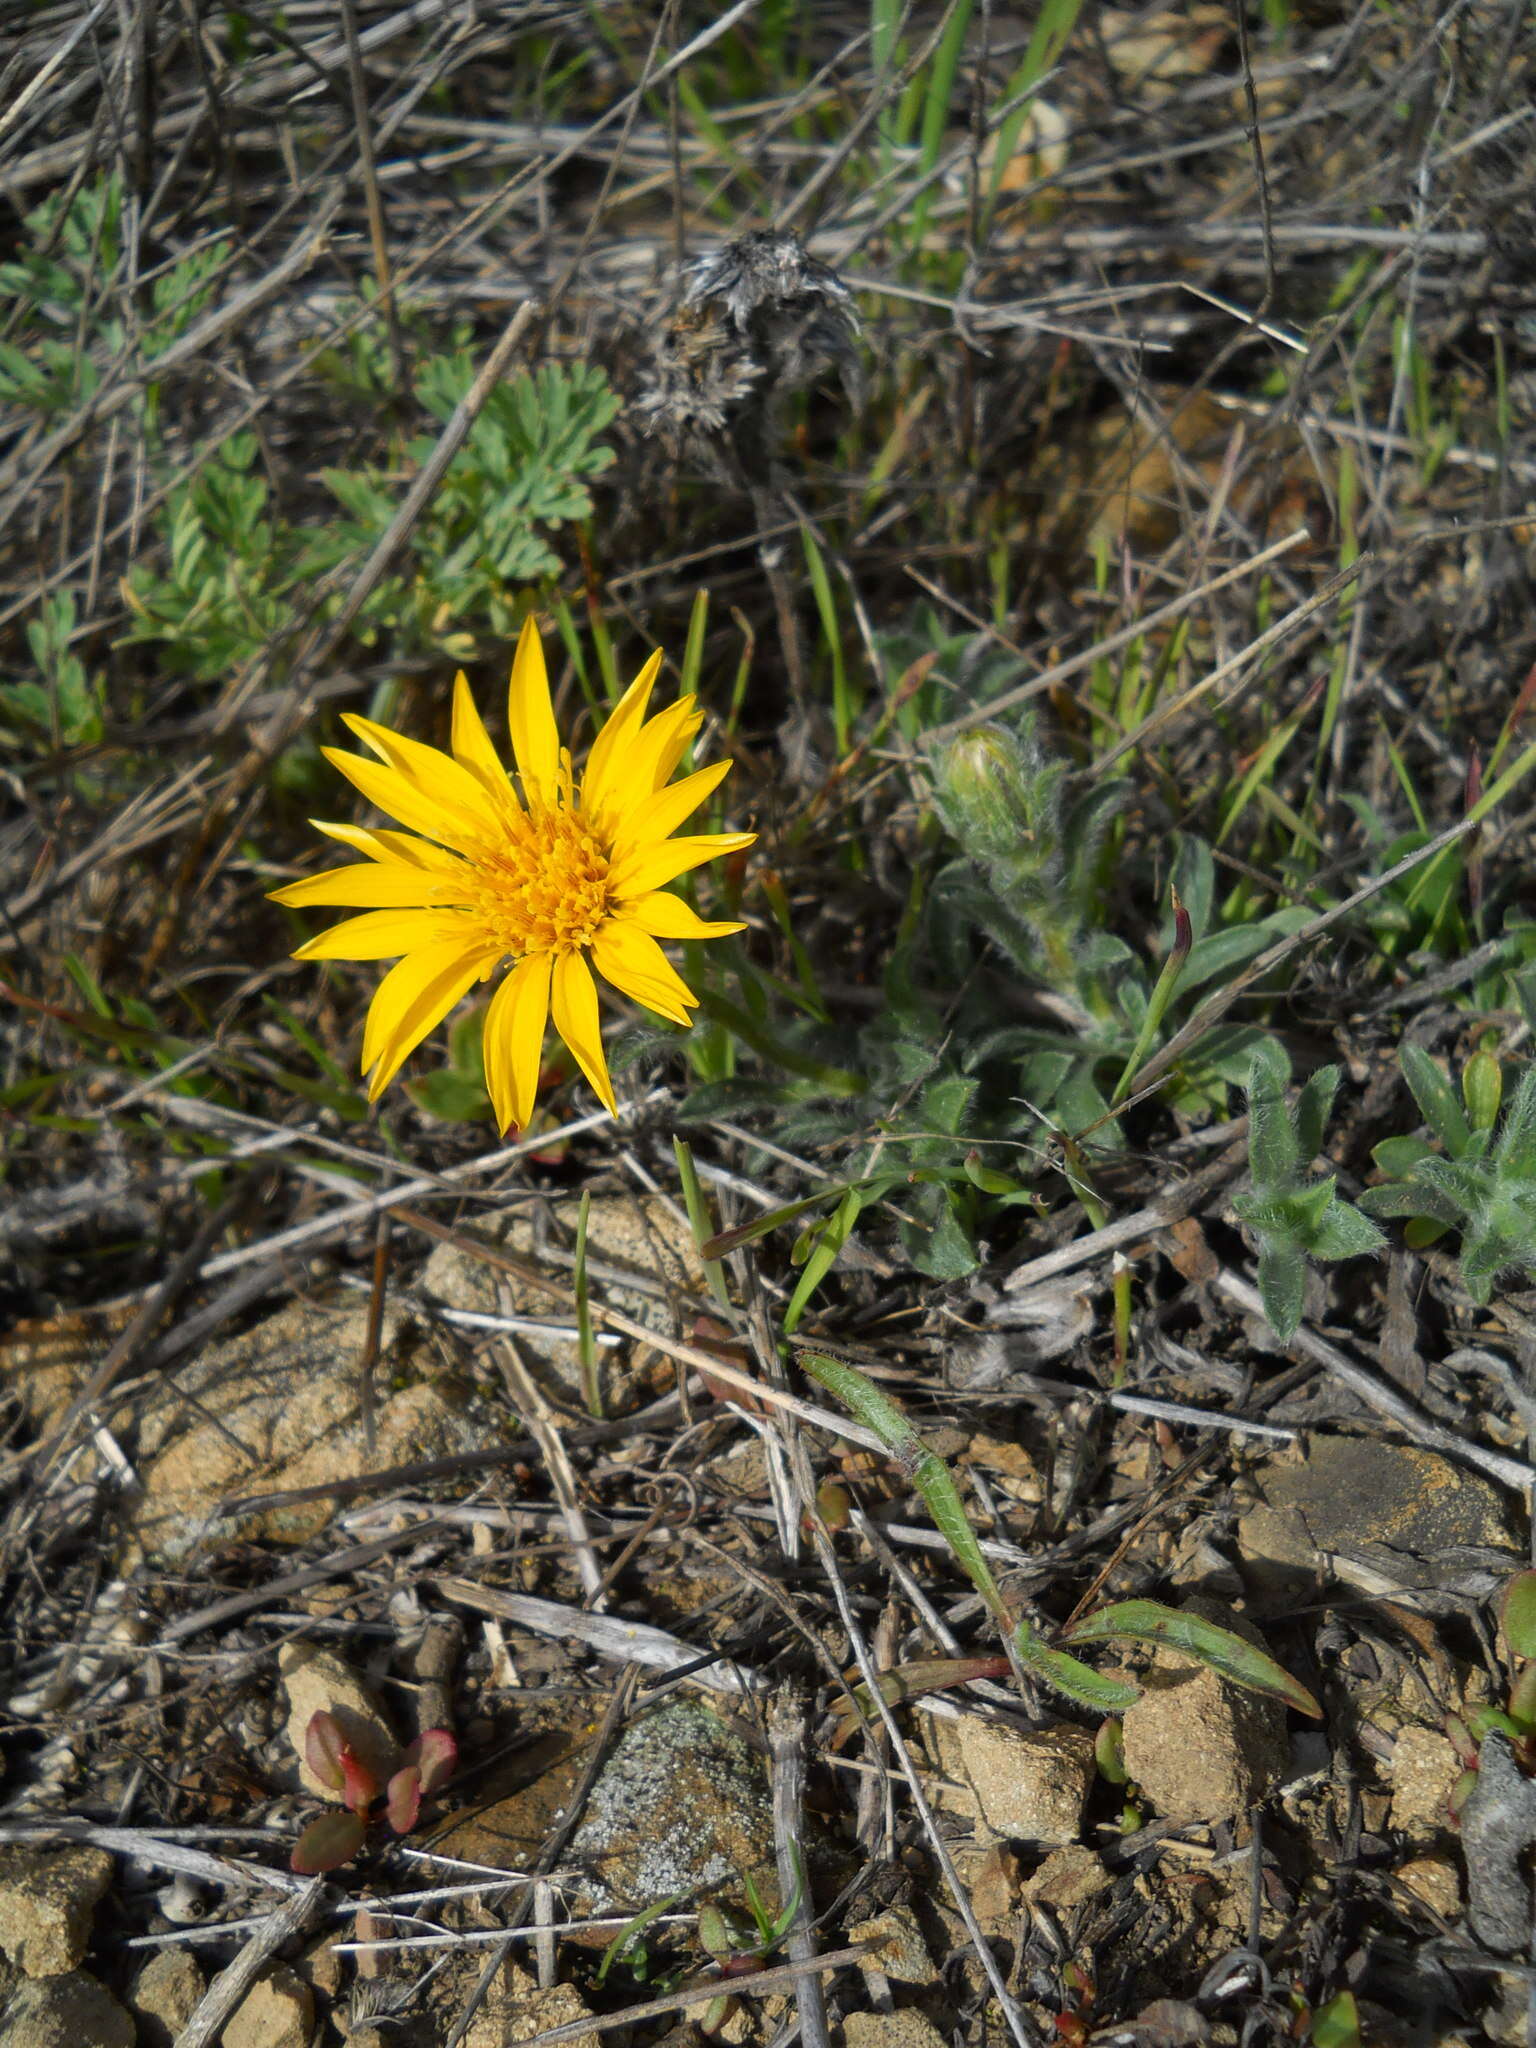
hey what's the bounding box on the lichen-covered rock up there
[569,1699,776,1911]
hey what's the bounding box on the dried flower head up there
[636,228,862,449]
[271,621,754,1131]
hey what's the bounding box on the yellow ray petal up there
[322,747,489,853]
[482,950,554,1134]
[341,714,504,836]
[607,757,734,863]
[507,616,560,802]
[451,672,517,809]
[310,819,466,873]
[591,922,698,1027]
[294,908,479,961]
[269,863,466,911]
[579,650,664,816]
[362,940,500,1099]
[613,696,704,808]
[609,830,757,898]
[615,891,747,941]
[550,950,616,1114]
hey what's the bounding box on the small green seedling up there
[1308,1989,1362,2048]
[692,1868,805,2035]
[1094,1716,1143,1832]
[1232,1041,1384,1341]
[291,1710,457,1874]
[1360,1045,1536,1302]
[1447,1569,1536,1816]
[803,1355,1320,1720]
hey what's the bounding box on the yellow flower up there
[270,619,754,1131]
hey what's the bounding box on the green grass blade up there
[803,1354,1006,1620]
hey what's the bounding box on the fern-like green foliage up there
[311,355,620,650]
[121,434,295,679]
[119,356,620,677]
[0,173,227,415]
[1233,1041,1384,1341]
[0,593,105,755]
[1360,1045,1536,1303]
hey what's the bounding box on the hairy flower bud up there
[932,720,1061,888]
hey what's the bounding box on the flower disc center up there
[478,807,612,954]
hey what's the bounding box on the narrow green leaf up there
[1245,1054,1299,1188]
[803,1356,1006,1621]
[1401,1044,1472,1155]
[700,1186,848,1259]
[1062,1600,1321,1717]
[1094,1717,1128,1784]
[1292,1065,1341,1163]
[783,1188,865,1335]
[1256,1240,1307,1342]
[1013,1620,1141,1712]
[1464,1048,1503,1134]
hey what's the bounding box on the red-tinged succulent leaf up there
[338,1745,378,1816]
[385,1763,422,1835]
[407,1727,458,1797]
[304,1710,348,1795]
[291,1808,367,1874]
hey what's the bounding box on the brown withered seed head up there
[635,228,862,452]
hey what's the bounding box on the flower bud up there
[933,726,1035,862]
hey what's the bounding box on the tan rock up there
[1120,1602,1287,1825]
[464,1974,602,2048]
[1024,1844,1111,1912]
[849,1903,935,1986]
[128,1299,496,1563]
[932,1715,1096,1844]
[419,1192,707,1412]
[962,1844,1023,1933]
[1396,1855,1460,1919]
[844,2011,951,2048]
[128,1946,205,2046]
[1389,1727,1462,1842]
[280,1643,399,1797]
[0,1846,113,1977]
[713,1992,789,2045]
[1,1969,135,2048]
[224,1962,314,2048]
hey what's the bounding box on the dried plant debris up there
[636,229,862,453]
[4,1,1536,2044]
